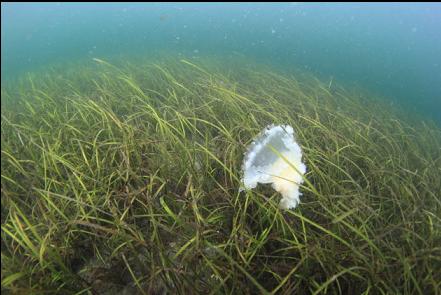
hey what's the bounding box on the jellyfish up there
[241,125,306,209]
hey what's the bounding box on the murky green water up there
[2,3,440,124]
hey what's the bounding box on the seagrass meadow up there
[1,56,441,294]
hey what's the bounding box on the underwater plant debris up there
[242,125,306,209]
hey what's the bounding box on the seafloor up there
[1,56,440,294]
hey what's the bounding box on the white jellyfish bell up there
[241,125,307,209]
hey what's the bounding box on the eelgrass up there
[1,55,440,294]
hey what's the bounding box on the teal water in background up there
[2,3,441,124]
